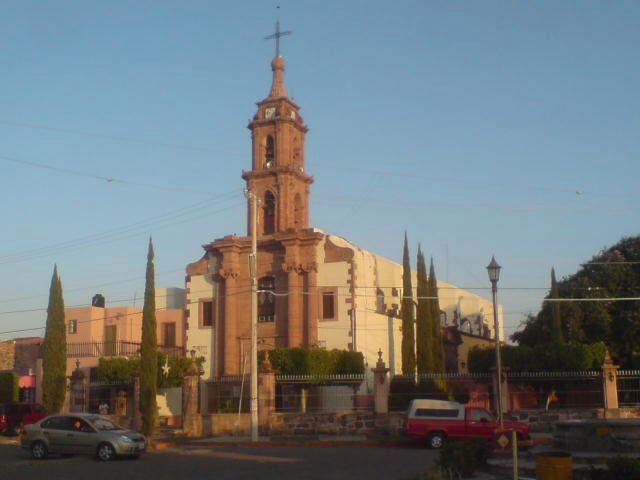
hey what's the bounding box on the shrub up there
[606,456,640,480]
[436,439,491,478]
[258,347,364,377]
[0,372,19,403]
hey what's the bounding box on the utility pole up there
[245,189,259,441]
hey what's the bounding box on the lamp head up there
[486,256,501,284]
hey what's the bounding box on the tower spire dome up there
[264,14,292,99]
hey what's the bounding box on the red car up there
[404,399,531,449]
[0,403,47,435]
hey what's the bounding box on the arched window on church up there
[376,288,386,314]
[263,191,276,235]
[294,193,303,228]
[258,276,276,323]
[265,135,275,168]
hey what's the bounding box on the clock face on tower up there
[265,107,276,119]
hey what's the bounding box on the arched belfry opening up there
[265,135,275,167]
[263,191,276,235]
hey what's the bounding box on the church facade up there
[185,52,502,400]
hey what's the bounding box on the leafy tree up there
[415,245,431,375]
[42,265,67,413]
[512,235,640,366]
[549,267,563,343]
[401,233,416,376]
[427,258,445,372]
[0,372,19,403]
[140,239,158,435]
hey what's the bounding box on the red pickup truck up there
[0,403,47,435]
[404,399,531,449]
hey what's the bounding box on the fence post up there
[372,349,390,414]
[258,352,276,433]
[69,360,87,413]
[182,351,202,436]
[602,349,620,417]
[491,367,510,415]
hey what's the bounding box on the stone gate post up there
[182,351,203,436]
[69,361,87,413]
[602,349,620,417]
[372,349,390,414]
[258,352,276,432]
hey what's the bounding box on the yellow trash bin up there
[535,451,573,480]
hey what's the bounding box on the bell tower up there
[242,40,312,236]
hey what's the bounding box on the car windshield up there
[86,415,122,431]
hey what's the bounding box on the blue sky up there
[1,1,639,342]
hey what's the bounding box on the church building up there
[185,46,502,407]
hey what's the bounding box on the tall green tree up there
[549,267,564,343]
[427,258,445,372]
[512,235,640,367]
[415,245,431,375]
[401,233,416,376]
[140,238,158,435]
[42,265,67,413]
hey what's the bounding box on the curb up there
[149,438,418,450]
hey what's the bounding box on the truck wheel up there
[428,432,446,449]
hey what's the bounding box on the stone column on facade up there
[182,351,203,436]
[258,352,276,433]
[69,361,87,413]
[372,349,390,414]
[35,358,44,405]
[115,390,127,417]
[305,263,319,348]
[222,269,239,375]
[285,263,302,348]
[602,349,620,416]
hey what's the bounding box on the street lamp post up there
[486,256,504,429]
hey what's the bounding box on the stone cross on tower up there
[264,10,292,58]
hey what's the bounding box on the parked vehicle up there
[21,413,146,461]
[404,399,531,449]
[0,402,46,435]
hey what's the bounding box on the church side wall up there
[316,261,351,352]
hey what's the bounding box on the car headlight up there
[120,435,134,443]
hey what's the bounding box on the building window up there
[163,322,176,347]
[258,276,275,322]
[68,320,78,334]
[376,288,386,314]
[263,191,276,235]
[322,292,336,320]
[201,300,215,328]
[104,325,117,356]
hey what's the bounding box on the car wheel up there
[97,442,116,461]
[31,441,48,460]
[428,432,446,449]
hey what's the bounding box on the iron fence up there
[617,370,640,407]
[275,374,370,412]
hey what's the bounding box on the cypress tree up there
[401,233,416,376]
[140,238,158,435]
[42,265,67,414]
[550,267,564,343]
[427,258,445,372]
[415,245,431,375]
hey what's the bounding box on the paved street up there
[0,440,437,480]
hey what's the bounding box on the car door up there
[41,416,76,454]
[466,408,496,439]
[67,417,98,455]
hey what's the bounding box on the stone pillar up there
[602,349,620,415]
[182,351,203,436]
[286,264,302,347]
[258,352,276,432]
[305,265,319,347]
[69,361,87,413]
[223,270,239,375]
[115,390,127,417]
[372,349,390,414]
[491,367,510,414]
[35,358,44,405]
